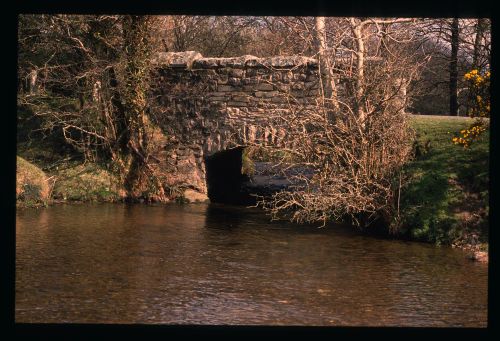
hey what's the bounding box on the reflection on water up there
[16,203,488,326]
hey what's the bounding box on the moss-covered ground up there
[17,141,125,206]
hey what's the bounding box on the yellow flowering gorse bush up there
[463,69,490,118]
[451,69,490,148]
[451,122,487,148]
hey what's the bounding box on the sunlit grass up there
[399,115,489,245]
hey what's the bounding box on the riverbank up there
[16,149,127,208]
[400,115,489,261]
[15,144,207,208]
[16,115,489,261]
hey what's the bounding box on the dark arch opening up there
[204,147,255,205]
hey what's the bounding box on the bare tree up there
[408,18,490,116]
[254,17,424,229]
[162,16,261,57]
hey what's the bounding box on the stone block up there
[210,97,227,102]
[271,96,288,103]
[307,60,319,68]
[296,98,316,105]
[217,74,229,84]
[305,81,319,90]
[272,73,282,82]
[293,73,307,81]
[226,107,241,115]
[207,91,227,97]
[195,69,217,77]
[275,84,290,92]
[245,59,265,68]
[227,101,248,107]
[229,69,245,78]
[242,77,259,85]
[255,91,278,98]
[232,95,250,102]
[256,83,274,91]
[306,73,318,82]
[246,68,258,77]
[282,71,293,83]
[218,85,235,92]
[260,55,316,68]
[228,77,242,86]
[227,55,259,68]
[291,90,305,98]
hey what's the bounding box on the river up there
[15,203,488,326]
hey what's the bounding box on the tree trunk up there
[449,18,459,116]
[120,15,166,201]
[315,17,334,99]
[351,19,366,125]
[473,18,487,69]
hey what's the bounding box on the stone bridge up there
[148,51,404,203]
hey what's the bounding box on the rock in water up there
[183,189,209,203]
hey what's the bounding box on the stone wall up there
[150,51,324,198]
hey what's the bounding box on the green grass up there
[399,115,489,247]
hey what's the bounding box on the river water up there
[15,203,488,326]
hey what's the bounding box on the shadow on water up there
[204,203,247,230]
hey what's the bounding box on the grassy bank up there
[399,115,489,253]
[17,142,126,207]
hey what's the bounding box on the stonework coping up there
[153,51,203,69]
[192,55,260,69]
[259,55,317,68]
[155,51,319,71]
